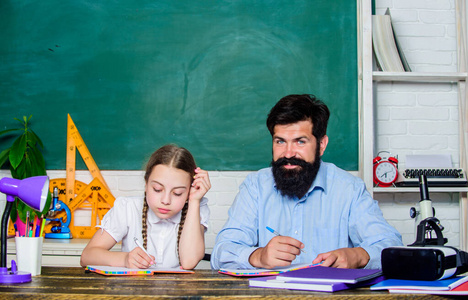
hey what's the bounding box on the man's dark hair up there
[266,94,330,140]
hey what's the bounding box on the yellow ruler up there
[66,114,110,205]
[68,177,115,238]
[49,178,87,202]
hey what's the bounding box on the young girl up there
[80,144,211,270]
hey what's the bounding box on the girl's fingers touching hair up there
[189,168,211,201]
[192,168,211,187]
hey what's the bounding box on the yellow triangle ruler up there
[67,177,115,238]
[49,178,87,202]
[66,114,111,205]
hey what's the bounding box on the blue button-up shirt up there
[211,162,403,270]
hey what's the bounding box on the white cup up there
[15,236,43,276]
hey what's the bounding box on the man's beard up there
[271,149,321,199]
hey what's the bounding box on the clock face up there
[374,161,398,184]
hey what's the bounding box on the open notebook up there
[219,263,318,277]
[86,265,194,276]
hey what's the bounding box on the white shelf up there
[374,186,468,193]
[373,72,467,82]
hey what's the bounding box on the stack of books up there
[247,266,384,292]
[370,276,468,295]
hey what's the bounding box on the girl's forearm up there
[80,247,128,267]
[178,201,205,269]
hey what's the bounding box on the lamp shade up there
[0,176,49,211]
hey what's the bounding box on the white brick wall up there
[0,0,463,262]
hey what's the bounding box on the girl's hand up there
[125,247,156,269]
[189,168,211,203]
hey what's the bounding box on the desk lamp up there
[0,176,49,284]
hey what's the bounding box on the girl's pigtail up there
[177,201,189,264]
[141,195,149,249]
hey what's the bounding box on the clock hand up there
[380,171,389,178]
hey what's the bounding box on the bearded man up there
[210,94,403,270]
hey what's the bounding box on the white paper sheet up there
[405,154,452,169]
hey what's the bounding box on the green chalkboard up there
[0,0,358,171]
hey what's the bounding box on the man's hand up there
[312,247,370,269]
[249,236,304,269]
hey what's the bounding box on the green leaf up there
[29,147,46,172]
[9,201,17,222]
[14,159,26,179]
[13,117,24,125]
[9,134,27,169]
[29,129,44,149]
[16,201,28,223]
[0,148,10,168]
[24,156,33,177]
[27,132,37,148]
[0,128,21,137]
[10,165,18,179]
[31,161,46,176]
[30,210,37,222]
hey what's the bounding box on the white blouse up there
[99,196,210,268]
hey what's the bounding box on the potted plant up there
[0,115,51,232]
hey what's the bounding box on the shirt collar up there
[147,206,182,224]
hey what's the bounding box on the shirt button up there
[295,230,298,234]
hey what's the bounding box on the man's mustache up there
[275,157,308,167]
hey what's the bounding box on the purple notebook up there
[275,266,383,284]
[250,275,384,292]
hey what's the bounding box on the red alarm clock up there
[373,151,399,187]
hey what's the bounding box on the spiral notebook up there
[219,263,318,277]
[86,265,194,276]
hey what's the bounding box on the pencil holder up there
[15,236,43,276]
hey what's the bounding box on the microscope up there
[45,187,72,239]
[408,174,447,246]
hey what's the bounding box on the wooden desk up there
[0,267,453,299]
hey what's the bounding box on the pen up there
[266,226,306,253]
[39,218,46,237]
[133,237,155,265]
[29,221,33,237]
[25,211,30,237]
[32,216,37,238]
